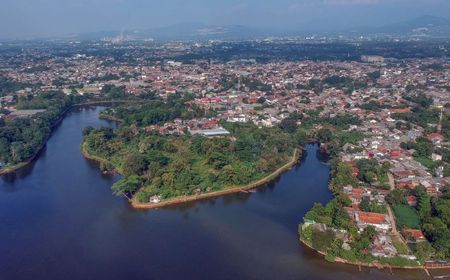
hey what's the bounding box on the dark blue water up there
[0,107,427,280]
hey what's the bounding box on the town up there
[1,40,450,269]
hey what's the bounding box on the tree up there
[311,228,335,252]
[330,162,358,192]
[122,153,148,176]
[317,128,333,142]
[208,151,230,169]
[279,118,298,133]
[111,175,142,197]
[367,71,381,81]
[257,97,266,104]
[387,189,406,205]
[417,191,432,221]
[295,129,309,146]
[435,199,450,227]
[413,241,434,263]
[82,126,94,136]
[362,225,377,241]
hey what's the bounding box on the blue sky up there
[1,0,450,39]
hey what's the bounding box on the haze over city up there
[1,0,450,279]
[1,0,450,39]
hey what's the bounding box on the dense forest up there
[83,121,297,202]
[0,91,78,166]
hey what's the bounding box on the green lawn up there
[393,204,420,229]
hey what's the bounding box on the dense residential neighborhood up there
[1,40,450,268]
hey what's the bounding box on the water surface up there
[0,107,428,280]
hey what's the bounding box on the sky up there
[0,0,450,39]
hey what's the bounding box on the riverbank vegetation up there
[82,94,300,202]
[83,121,297,202]
[85,94,375,205]
[0,91,79,167]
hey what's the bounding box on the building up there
[361,55,385,63]
[402,228,426,242]
[190,128,230,137]
[354,211,391,232]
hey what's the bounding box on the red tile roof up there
[358,211,386,224]
[402,228,426,241]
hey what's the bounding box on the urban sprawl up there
[1,40,450,268]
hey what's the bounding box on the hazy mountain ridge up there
[55,15,450,41]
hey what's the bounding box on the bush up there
[311,228,335,252]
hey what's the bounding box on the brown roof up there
[402,228,426,241]
[358,211,386,224]
[427,133,444,141]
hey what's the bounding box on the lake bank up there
[131,148,301,209]
[1,112,429,280]
[0,105,74,175]
[82,141,301,209]
[298,236,423,270]
[0,100,130,175]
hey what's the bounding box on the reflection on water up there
[0,107,429,280]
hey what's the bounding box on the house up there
[396,179,417,189]
[354,211,391,232]
[427,133,444,145]
[402,228,426,242]
[348,188,366,204]
[371,234,397,258]
[392,170,415,179]
[149,195,161,203]
[432,153,443,161]
[390,150,402,158]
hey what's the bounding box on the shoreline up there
[82,143,301,209]
[131,148,300,209]
[0,100,131,175]
[298,237,424,270]
[98,114,123,123]
[0,105,73,175]
[81,142,121,174]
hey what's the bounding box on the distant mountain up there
[142,23,266,40]
[70,23,270,41]
[64,15,450,42]
[366,15,450,36]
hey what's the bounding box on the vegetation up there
[420,185,450,260]
[100,92,204,126]
[355,159,390,189]
[83,97,298,202]
[392,204,421,229]
[392,107,439,128]
[387,186,450,260]
[0,76,33,97]
[329,162,359,193]
[361,101,390,111]
[359,198,387,214]
[303,196,353,231]
[0,91,78,166]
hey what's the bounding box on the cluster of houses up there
[144,118,230,137]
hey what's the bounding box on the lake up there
[0,106,428,280]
